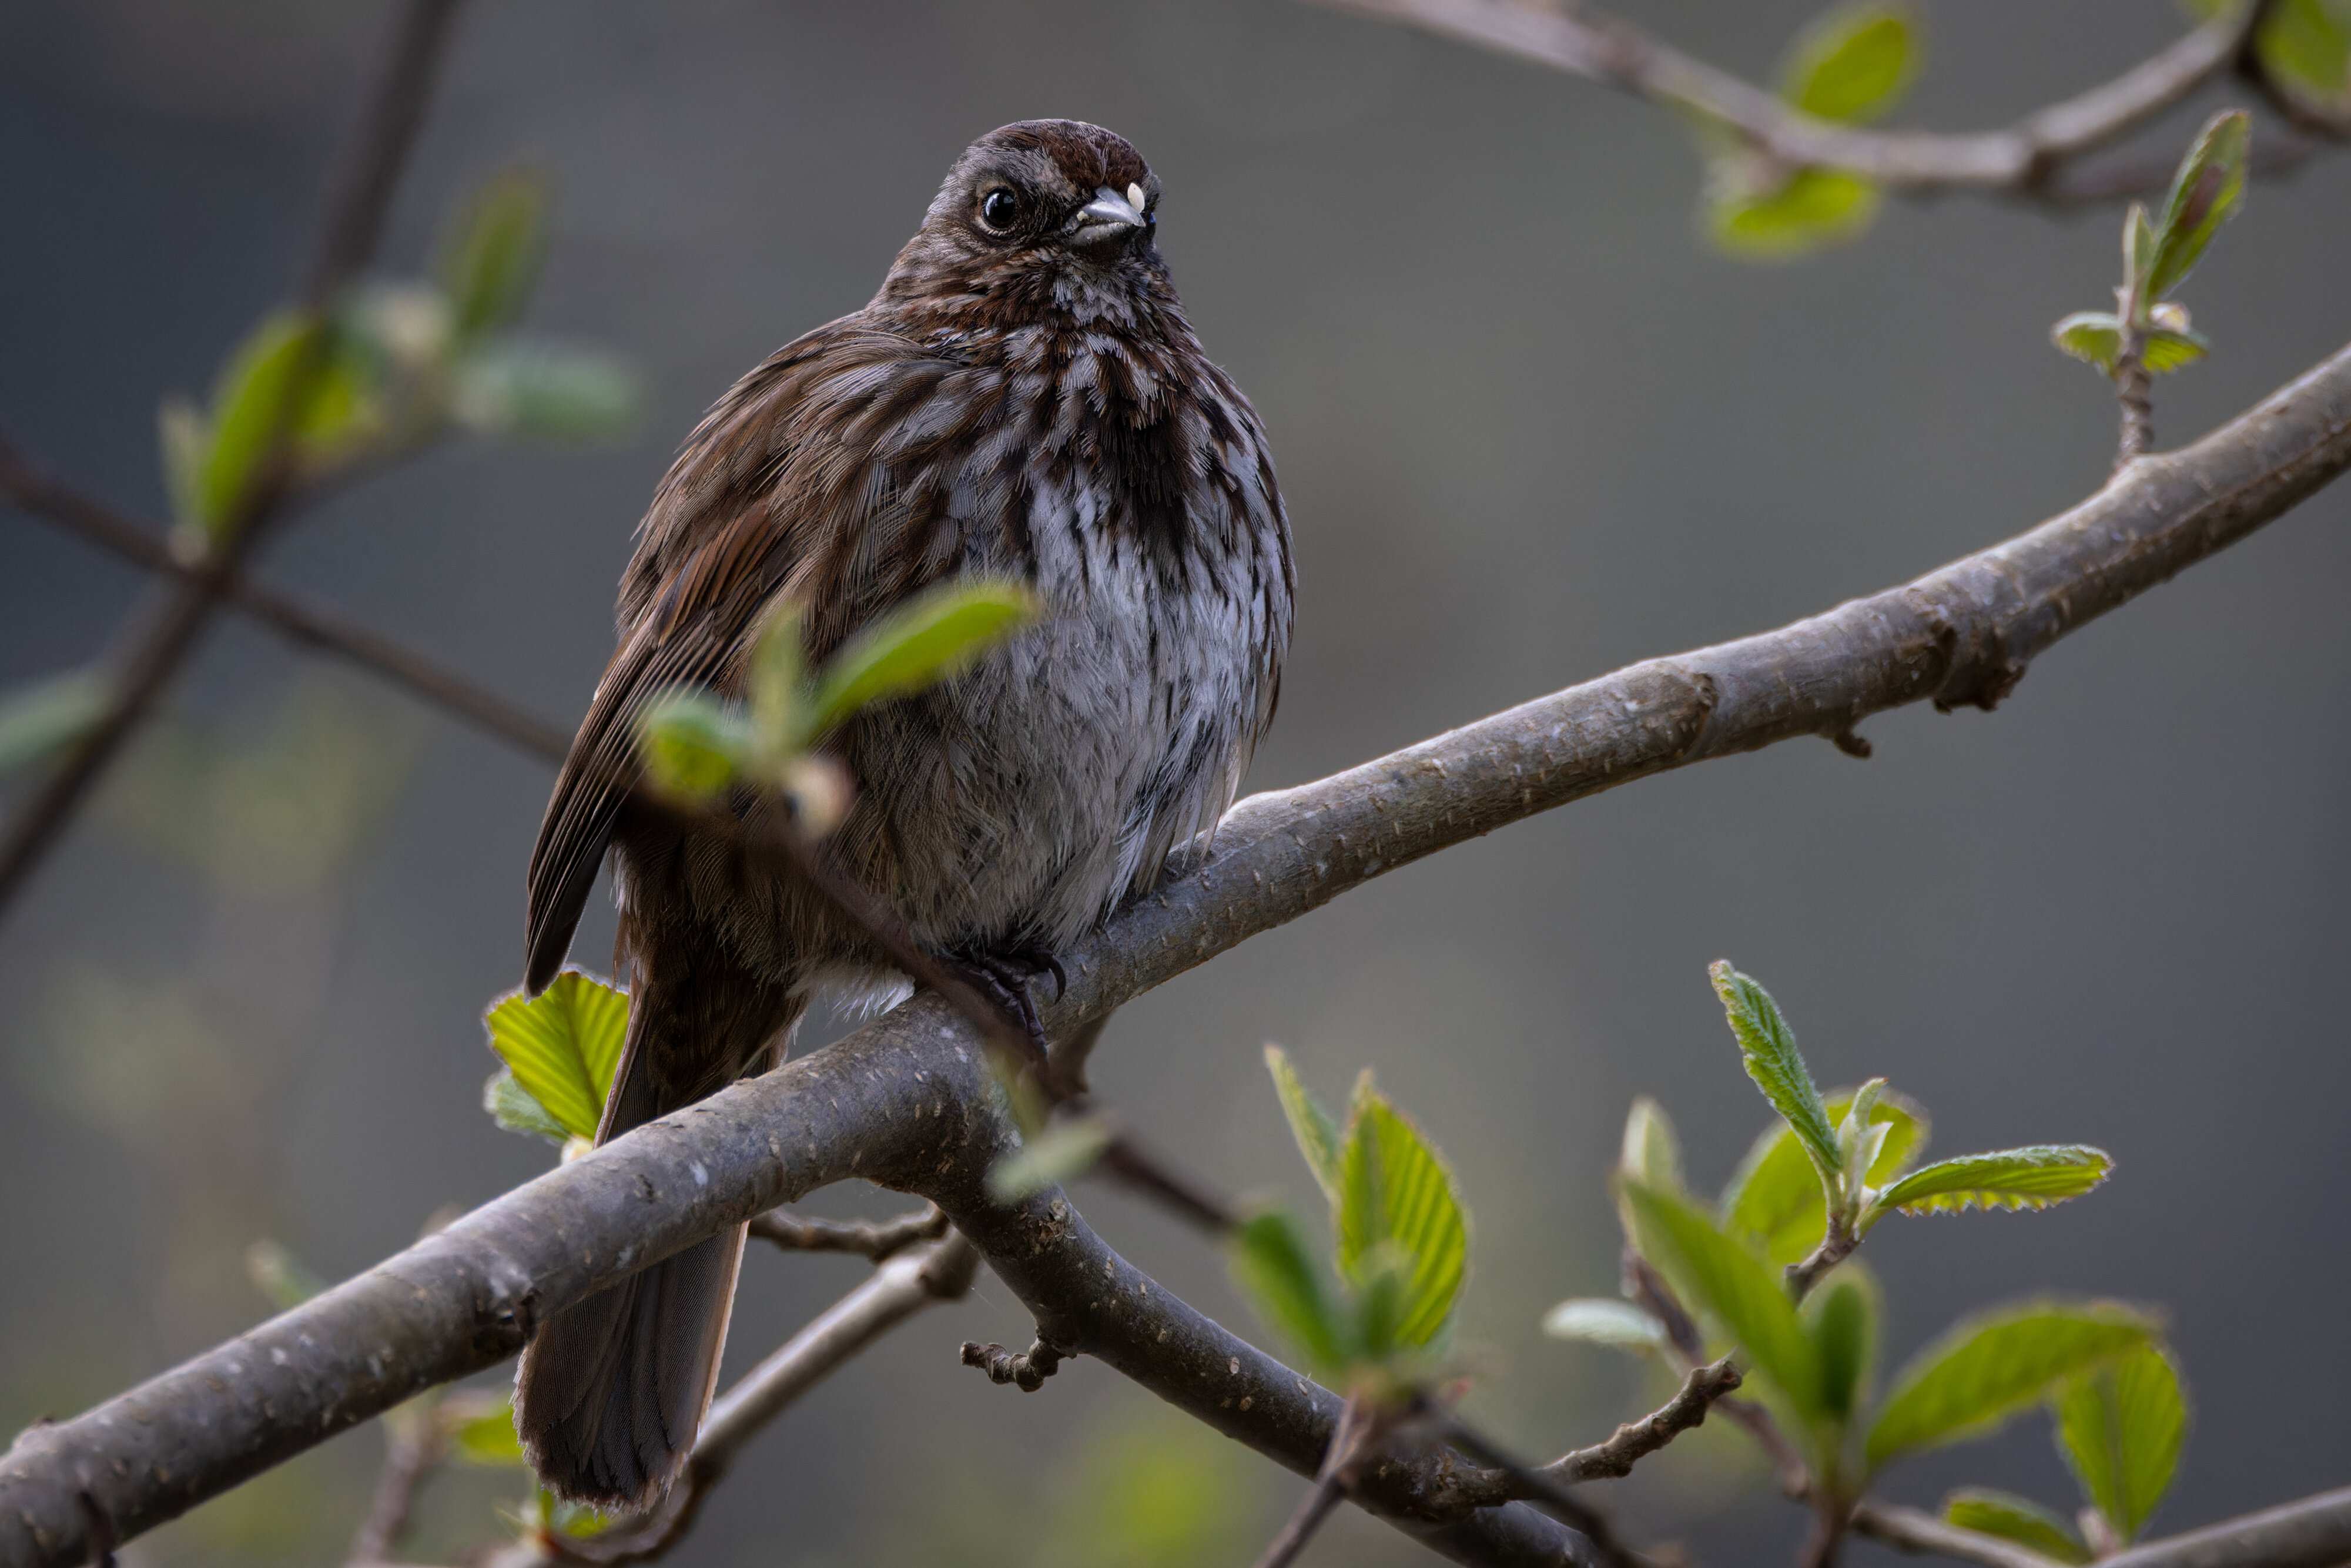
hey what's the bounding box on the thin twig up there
[746,1202,946,1258]
[1543,1357,1742,1484]
[344,1398,448,1567]
[1786,1211,1860,1300]
[1308,0,2268,197]
[957,1335,1069,1392]
[1850,1500,2071,1568]
[0,0,468,923]
[1251,1393,1367,1568]
[1437,1415,1647,1567]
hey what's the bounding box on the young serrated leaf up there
[443,1391,529,1466]
[1542,1298,1667,1352]
[2124,205,2159,302]
[2052,311,2125,375]
[2148,111,2250,300]
[1723,1088,1928,1265]
[243,1239,327,1312]
[807,579,1041,739]
[1265,1045,1344,1205]
[986,1113,1116,1201]
[2256,0,2351,107]
[1864,1301,2158,1473]
[0,670,108,778]
[2052,1343,2188,1541]
[483,1066,571,1145]
[1782,3,1921,123]
[437,167,552,342]
[2142,327,2211,374]
[1620,1177,1821,1422]
[482,971,631,1141]
[1942,1489,2092,1564]
[1807,1264,1880,1421]
[636,692,749,799]
[1230,1208,1347,1373]
[1872,1145,2112,1222]
[1710,964,1842,1192]
[1619,1095,1683,1191]
[451,342,639,442]
[1706,166,1881,260]
[1336,1086,1469,1349]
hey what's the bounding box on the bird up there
[512,119,1294,1509]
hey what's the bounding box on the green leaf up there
[1230,1208,1347,1372]
[190,310,327,535]
[2142,326,2211,374]
[1619,1095,1683,1191]
[482,971,631,1141]
[443,1391,528,1465]
[1620,1177,1820,1420]
[1543,1298,1667,1352]
[1866,1301,2158,1472]
[243,1239,326,1312]
[636,691,749,799]
[2052,311,2124,375]
[2147,110,2250,300]
[986,1112,1116,1201]
[1873,1145,2113,1221]
[451,342,639,441]
[0,670,108,778]
[746,605,809,762]
[1942,1489,2091,1564]
[1782,3,1921,123]
[1723,1088,1928,1266]
[808,579,1043,739]
[2052,1343,2189,1541]
[158,396,206,530]
[2256,0,2351,108]
[483,1066,571,1145]
[1265,1045,1344,1205]
[2124,203,2160,301]
[1335,1080,1470,1349]
[437,167,552,342]
[1710,963,1843,1192]
[1707,166,1881,260]
[1807,1265,1879,1421]
[1352,1241,1414,1364]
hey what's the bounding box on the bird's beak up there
[1071,183,1148,242]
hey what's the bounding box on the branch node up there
[960,1335,1069,1392]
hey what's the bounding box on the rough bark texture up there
[4,338,2348,1567]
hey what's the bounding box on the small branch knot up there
[960,1335,1068,1392]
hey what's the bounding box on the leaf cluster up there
[1228,1049,1471,1385]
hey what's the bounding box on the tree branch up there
[746,1202,947,1258]
[0,0,467,921]
[1541,1357,1742,1486]
[1308,0,2271,199]
[6,336,2350,1568]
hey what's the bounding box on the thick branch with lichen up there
[5,337,2351,1568]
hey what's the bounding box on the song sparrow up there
[514,120,1293,1506]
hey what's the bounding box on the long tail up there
[514,943,799,1509]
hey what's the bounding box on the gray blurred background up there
[3,1,2347,1563]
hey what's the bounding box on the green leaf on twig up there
[807,579,1041,741]
[1871,1145,2112,1221]
[1942,1489,2091,1564]
[1266,1045,1345,1205]
[986,1113,1117,1201]
[483,971,630,1141]
[2147,110,2250,300]
[483,1066,571,1144]
[1619,1095,1684,1191]
[1336,1078,1469,1349]
[1620,1177,1821,1422]
[1723,1087,1929,1264]
[1231,1208,1348,1373]
[437,167,551,343]
[444,1392,528,1466]
[451,343,638,441]
[1707,167,1881,260]
[2052,311,2125,374]
[1783,3,1921,123]
[0,669,108,778]
[1807,1264,1880,1421]
[637,691,749,799]
[1865,1300,2157,1472]
[1711,963,1842,1192]
[2053,1342,2188,1542]
[2255,0,2351,108]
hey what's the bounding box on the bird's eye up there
[978,187,1020,232]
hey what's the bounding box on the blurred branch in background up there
[6,331,2349,1568]
[1309,0,2348,253]
[0,0,469,919]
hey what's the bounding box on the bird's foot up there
[946,944,1067,1071]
